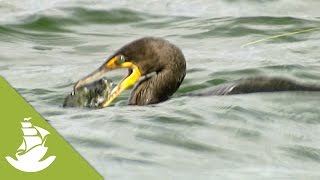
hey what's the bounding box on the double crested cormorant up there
[74,37,186,107]
[74,37,320,108]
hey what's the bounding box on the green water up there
[1,1,320,179]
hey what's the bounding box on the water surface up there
[1,0,320,179]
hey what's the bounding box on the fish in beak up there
[63,78,115,108]
[73,55,141,108]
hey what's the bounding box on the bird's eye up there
[116,55,125,64]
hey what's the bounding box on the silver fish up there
[63,78,115,108]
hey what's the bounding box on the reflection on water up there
[1,0,320,179]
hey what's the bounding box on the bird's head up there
[73,38,163,108]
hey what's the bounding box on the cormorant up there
[73,37,320,108]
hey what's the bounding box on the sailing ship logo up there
[5,117,56,172]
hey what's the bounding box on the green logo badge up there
[0,76,102,179]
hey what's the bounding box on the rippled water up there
[1,0,320,179]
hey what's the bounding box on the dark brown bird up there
[73,37,320,108]
[74,37,186,107]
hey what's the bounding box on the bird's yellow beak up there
[74,55,141,108]
[101,62,141,108]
